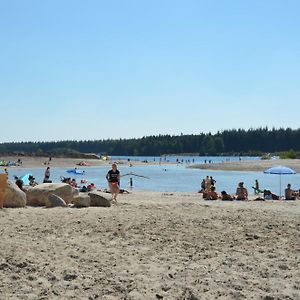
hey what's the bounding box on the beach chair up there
[0,173,8,208]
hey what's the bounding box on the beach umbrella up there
[263,165,296,197]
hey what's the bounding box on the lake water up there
[8,156,300,197]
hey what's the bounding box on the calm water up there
[8,156,300,197]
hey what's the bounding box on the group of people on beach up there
[4,159,300,204]
[199,175,299,201]
[9,162,123,202]
[199,176,248,201]
[13,166,52,191]
[252,181,299,200]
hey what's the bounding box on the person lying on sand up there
[97,188,130,194]
[263,189,279,200]
[221,190,235,201]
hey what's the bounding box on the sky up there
[0,0,299,142]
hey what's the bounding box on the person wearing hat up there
[236,182,248,200]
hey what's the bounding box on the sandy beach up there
[0,156,300,172]
[0,191,299,299]
[0,156,170,170]
[191,159,300,173]
[1,157,300,299]
[2,156,300,172]
[1,156,123,169]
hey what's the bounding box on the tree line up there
[0,127,300,157]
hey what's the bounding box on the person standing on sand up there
[106,163,120,202]
[254,179,260,194]
[43,166,51,183]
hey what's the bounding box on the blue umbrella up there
[264,165,296,197]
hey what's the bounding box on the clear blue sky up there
[1,0,299,142]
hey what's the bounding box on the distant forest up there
[1,127,300,157]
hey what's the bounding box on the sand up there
[2,156,299,172]
[1,156,121,169]
[0,192,299,299]
[191,159,300,172]
[0,156,168,170]
[1,157,300,299]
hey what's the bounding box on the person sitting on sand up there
[198,179,206,193]
[87,183,96,191]
[221,190,234,201]
[236,182,248,200]
[285,184,296,200]
[28,175,38,187]
[204,175,211,191]
[79,185,88,192]
[15,177,26,192]
[210,176,216,186]
[70,178,78,188]
[204,186,219,200]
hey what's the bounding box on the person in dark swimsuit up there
[106,163,120,201]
